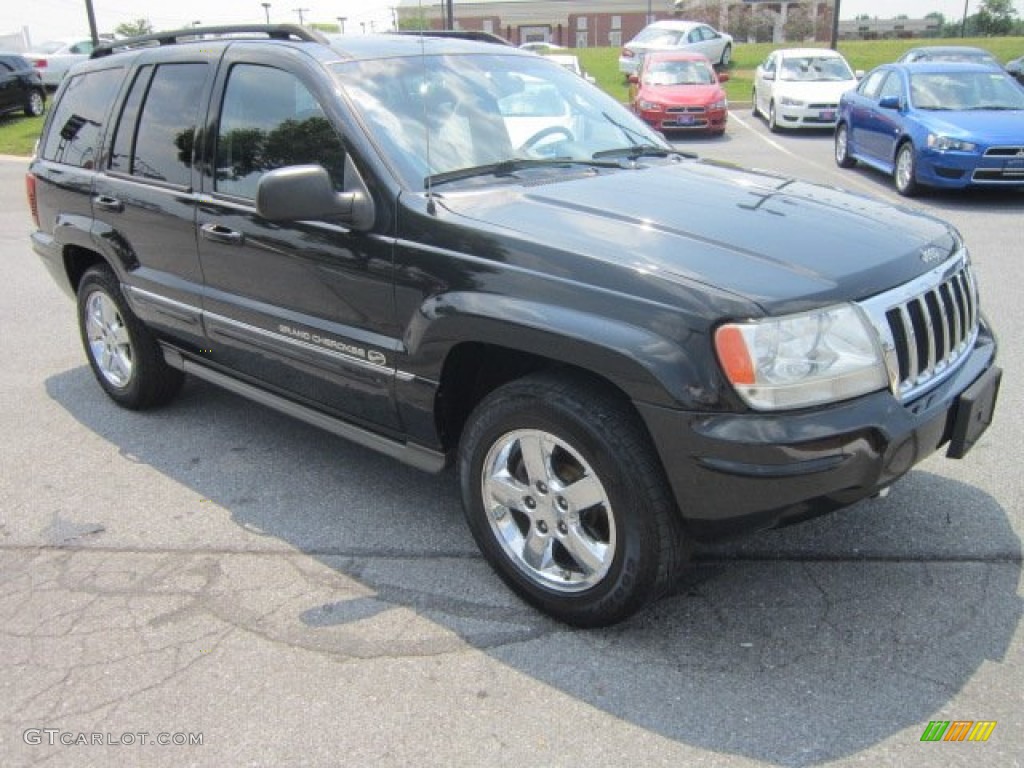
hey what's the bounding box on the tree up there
[115,19,153,37]
[975,0,1017,35]
[783,4,814,41]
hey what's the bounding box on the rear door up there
[194,47,400,431]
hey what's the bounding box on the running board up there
[162,347,447,473]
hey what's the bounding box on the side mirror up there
[256,155,375,231]
[762,70,775,81]
[628,73,639,84]
[717,72,730,83]
[855,69,865,80]
[878,95,901,110]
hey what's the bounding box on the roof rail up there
[91,24,328,59]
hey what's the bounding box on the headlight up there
[714,304,888,410]
[927,134,977,152]
[709,99,727,111]
[779,96,805,107]
[638,100,662,111]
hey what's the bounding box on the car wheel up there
[77,264,184,409]
[458,372,688,627]
[894,141,919,197]
[768,101,780,133]
[751,88,759,117]
[719,44,732,67]
[835,123,856,168]
[25,89,45,117]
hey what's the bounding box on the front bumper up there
[637,324,999,541]
[639,108,727,134]
[917,147,1024,188]
[776,103,839,129]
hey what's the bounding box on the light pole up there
[192,20,201,28]
[831,0,841,50]
[262,3,271,24]
[337,16,346,33]
[293,7,309,26]
[961,0,969,37]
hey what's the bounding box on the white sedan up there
[24,39,96,88]
[753,48,860,132]
[619,21,733,77]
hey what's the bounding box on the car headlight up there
[714,304,888,410]
[709,99,727,111]
[927,134,977,152]
[779,96,805,107]
[638,100,662,111]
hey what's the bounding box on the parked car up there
[27,26,1000,627]
[619,20,732,78]
[897,45,1000,67]
[519,41,565,53]
[629,51,728,135]
[0,52,46,117]
[1007,55,1024,86]
[24,38,96,87]
[753,48,859,132]
[545,53,596,83]
[835,62,1024,196]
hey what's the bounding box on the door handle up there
[200,222,244,245]
[92,195,123,212]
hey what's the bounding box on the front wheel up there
[458,372,688,627]
[768,101,780,133]
[77,265,184,409]
[719,44,732,67]
[835,123,856,168]
[894,141,919,197]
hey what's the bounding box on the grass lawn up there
[2,37,1021,155]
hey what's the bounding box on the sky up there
[1,1,1022,47]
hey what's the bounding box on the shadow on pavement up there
[47,367,1022,767]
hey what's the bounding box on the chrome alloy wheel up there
[481,429,616,593]
[84,290,134,388]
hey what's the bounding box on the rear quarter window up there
[41,68,123,168]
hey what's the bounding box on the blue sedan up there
[835,62,1024,195]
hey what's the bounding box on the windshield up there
[779,56,854,82]
[644,59,715,86]
[332,53,669,188]
[632,28,684,46]
[910,71,1024,111]
[36,41,69,54]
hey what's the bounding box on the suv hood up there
[437,159,957,314]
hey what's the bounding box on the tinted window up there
[41,68,123,168]
[131,63,209,186]
[109,65,153,174]
[214,64,345,200]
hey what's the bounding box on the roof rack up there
[91,24,328,59]
[392,30,512,46]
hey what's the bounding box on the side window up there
[878,72,903,103]
[859,69,887,99]
[41,68,123,168]
[214,64,345,200]
[129,63,209,186]
[0,61,12,74]
[109,65,152,175]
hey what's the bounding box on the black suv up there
[27,26,1001,626]
[0,52,45,118]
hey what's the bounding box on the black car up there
[26,25,1001,626]
[1007,55,1024,86]
[0,52,45,117]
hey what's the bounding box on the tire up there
[25,89,45,117]
[76,264,184,409]
[768,101,780,133]
[751,88,759,118]
[719,44,732,67]
[458,371,688,627]
[835,123,856,168]
[894,141,919,197]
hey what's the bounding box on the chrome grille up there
[859,253,978,402]
[666,106,706,114]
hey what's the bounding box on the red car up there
[629,51,728,135]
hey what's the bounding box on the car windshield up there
[332,52,669,188]
[779,56,853,82]
[913,50,998,65]
[910,71,1024,111]
[632,28,684,46]
[36,41,69,54]
[644,59,715,85]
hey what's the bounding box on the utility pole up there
[293,7,309,26]
[84,0,99,46]
[961,0,969,37]
[830,0,841,50]
[262,3,271,24]
[445,0,454,28]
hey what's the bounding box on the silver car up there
[619,20,733,77]
[24,39,95,88]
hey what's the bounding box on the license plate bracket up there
[947,365,1002,459]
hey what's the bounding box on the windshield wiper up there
[592,144,695,161]
[424,157,621,188]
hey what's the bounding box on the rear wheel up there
[458,372,688,627]
[77,265,184,409]
[835,123,856,168]
[894,141,919,197]
[719,44,732,67]
[25,89,44,117]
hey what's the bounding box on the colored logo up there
[920,720,996,742]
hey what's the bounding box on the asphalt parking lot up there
[1,112,1022,768]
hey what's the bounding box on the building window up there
[612,16,621,30]
[608,30,622,47]
[483,19,493,33]
[577,17,587,31]
[576,31,588,48]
